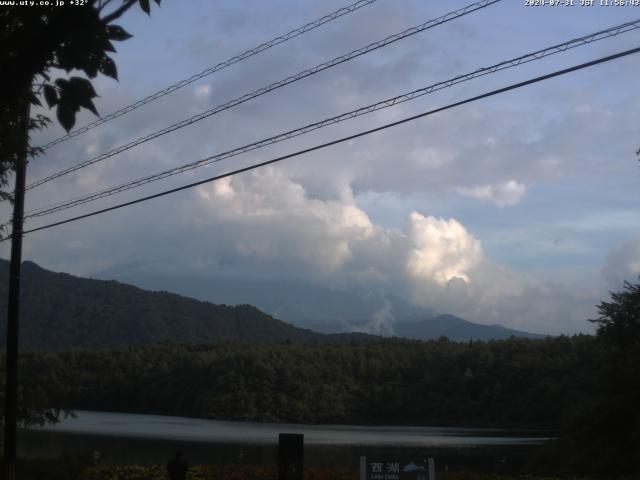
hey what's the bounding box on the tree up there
[588,279,640,475]
[592,279,640,347]
[0,0,161,465]
[0,0,161,201]
[559,279,640,476]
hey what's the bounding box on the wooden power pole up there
[3,97,30,479]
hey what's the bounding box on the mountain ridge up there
[94,261,546,339]
[395,314,545,341]
[0,259,377,349]
[0,259,545,348]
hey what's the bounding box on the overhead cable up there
[37,0,382,152]
[23,19,640,219]
[7,45,638,240]
[25,0,501,192]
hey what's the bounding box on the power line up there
[36,0,381,152]
[25,0,501,192]
[7,45,638,240]
[22,18,640,219]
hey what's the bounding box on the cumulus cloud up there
[406,212,482,285]
[192,171,595,335]
[602,236,640,289]
[462,280,599,335]
[196,171,488,293]
[7,162,607,335]
[406,259,600,335]
[195,168,375,273]
[457,180,527,207]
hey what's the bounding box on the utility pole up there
[3,94,30,480]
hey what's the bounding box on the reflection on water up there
[23,410,550,469]
[31,410,549,446]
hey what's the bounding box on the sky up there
[2,0,640,335]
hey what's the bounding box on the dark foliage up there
[555,279,640,477]
[1,335,596,429]
[0,260,377,348]
[0,0,160,201]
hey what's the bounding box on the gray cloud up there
[602,236,640,290]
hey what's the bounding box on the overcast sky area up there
[2,0,640,335]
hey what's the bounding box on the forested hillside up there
[12,336,595,428]
[0,260,374,348]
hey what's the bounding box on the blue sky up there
[2,0,639,334]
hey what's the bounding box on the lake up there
[22,410,550,470]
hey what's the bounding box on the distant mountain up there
[0,260,376,350]
[92,265,437,332]
[394,314,546,341]
[307,314,545,341]
[96,266,544,340]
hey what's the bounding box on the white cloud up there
[406,212,482,285]
[457,180,527,207]
[462,280,599,335]
[602,236,640,289]
[195,168,375,273]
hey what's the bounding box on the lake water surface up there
[23,410,550,469]
[32,410,548,446]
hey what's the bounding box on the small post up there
[278,433,303,480]
[428,458,435,480]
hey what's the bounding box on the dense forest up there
[7,336,595,428]
[7,328,638,476]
